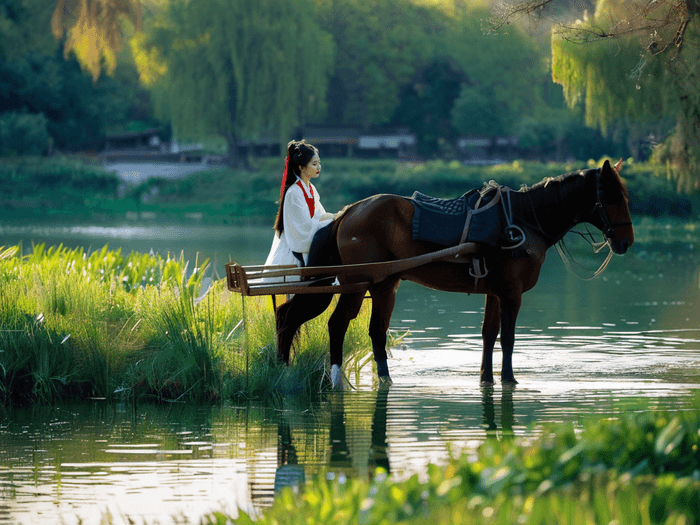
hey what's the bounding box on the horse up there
[275,159,634,388]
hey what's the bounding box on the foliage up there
[0,49,158,151]
[0,0,58,59]
[0,156,120,217]
[132,158,694,222]
[1,157,693,223]
[214,399,700,524]
[551,0,700,192]
[316,0,549,148]
[0,244,373,405]
[0,0,162,151]
[391,57,465,157]
[133,0,334,162]
[316,0,440,127]
[50,0,141,81]
[449,7,546,140]
[647,21,700,192]
[0,112,50,156]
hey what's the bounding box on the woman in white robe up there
[264,140,334,272]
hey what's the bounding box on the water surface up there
[1,219,699,524]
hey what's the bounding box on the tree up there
[133,0,334,164]
[493,0,700,191]
[0,50,140,150]
[316,0,440,127]
[448,5,547,141]
[392,57,466,157]
[1,0,59,59]
[51,0,141,81]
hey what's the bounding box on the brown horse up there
[276,160,634,387]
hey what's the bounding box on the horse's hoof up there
[378,375,393,387]
[501,378,518,385]
[331,364,343,391]
[480,380,495,388]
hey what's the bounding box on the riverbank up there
[0,156,696,224]
[0,243,372,405]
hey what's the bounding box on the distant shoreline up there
[1,156,697,224]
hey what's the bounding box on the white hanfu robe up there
[263,178,333,281]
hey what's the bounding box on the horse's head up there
[589,159,634,255]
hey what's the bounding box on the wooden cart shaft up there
[225,242,479,297]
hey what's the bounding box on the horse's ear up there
[601,159,618,178]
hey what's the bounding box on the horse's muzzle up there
[611,236,633,255]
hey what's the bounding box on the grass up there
[0,244,373,405]
[210,397,700,525]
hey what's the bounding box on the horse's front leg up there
[480,294,500,385]
[499,294,522,384]
[368,278,401,386]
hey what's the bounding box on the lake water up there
[1,219,699,524]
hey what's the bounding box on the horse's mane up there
[517,170,584,194]
[518,166,629,201]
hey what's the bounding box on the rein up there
[555,236,614,281]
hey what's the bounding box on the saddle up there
[410,181,522,248]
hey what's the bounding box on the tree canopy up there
[547,0,699,190]
[51,0,141,80]
[495,0,700,190]
[133,0,334,163]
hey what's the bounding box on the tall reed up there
[0,244,373,404]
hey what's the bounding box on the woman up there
[264,139,335,269]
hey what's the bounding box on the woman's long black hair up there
[273,139,319,234]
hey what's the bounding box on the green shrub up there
[0,112,49,156]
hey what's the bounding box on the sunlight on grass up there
[0,244,372,404]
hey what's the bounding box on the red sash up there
[296,180,315,218]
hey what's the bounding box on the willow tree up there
[132,0,334,165]
[494,0,700,191]
[51,0,141,80]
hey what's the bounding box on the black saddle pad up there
[410,185,504,247]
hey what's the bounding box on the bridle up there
[591,170,633,239]
[524,168,630,280]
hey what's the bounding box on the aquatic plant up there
[0,244,373,404]
[214,398,700,525]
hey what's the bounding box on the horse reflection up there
[481,386,515,440]
[327,388,390,477]
[274,388,390,494]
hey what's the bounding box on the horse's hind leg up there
[368,278,400,386]
[327,291,366,389]
[481,294,500,385]
[499,294,522,384]
[276,293,334,364]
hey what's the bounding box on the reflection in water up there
[274,387,390,496]
[2,380,700,524]
[481,386,515,441]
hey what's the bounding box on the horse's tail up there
[306,216,343,267]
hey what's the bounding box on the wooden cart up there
[225,241,480,298]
